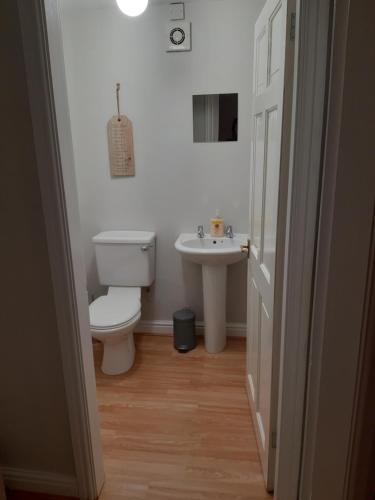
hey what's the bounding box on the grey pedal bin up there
[173,308,196,353]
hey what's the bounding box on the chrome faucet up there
[197,225,205,238]
[225,225,234,238]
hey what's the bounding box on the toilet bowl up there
[89,230,156,375]
[90,287,141,375]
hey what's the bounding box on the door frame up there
[17,1,105,499]
[274,0,332,498]
[299,0,375,497]
[16,1,332,499]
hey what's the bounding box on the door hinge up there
[290,12,296,41]
[271,431,277,449]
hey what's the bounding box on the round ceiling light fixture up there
[116,0,149,17]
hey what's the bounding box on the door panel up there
[269,4,283,84]
[258,302,272,448]
[248,278,260,402]
[252,113,265,253]
[262,105,281,284]
[256,29,268,96]
[246,0,294,492]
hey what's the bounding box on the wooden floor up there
[94,334,271,500]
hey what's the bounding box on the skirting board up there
[0,468,78,498]
[135,320,247,338]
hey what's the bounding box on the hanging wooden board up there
[107,114,135,177]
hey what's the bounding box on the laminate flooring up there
[94,334,271,500]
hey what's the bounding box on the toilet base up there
[91,312,140,375]
[101,332,135,375]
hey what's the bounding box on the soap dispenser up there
[210,210,225,237]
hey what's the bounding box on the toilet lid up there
[89,287,141,329]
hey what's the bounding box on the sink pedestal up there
[202,265,227,353]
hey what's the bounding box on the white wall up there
[61,0,264,324]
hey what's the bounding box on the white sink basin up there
[175,233,248,266]
[175,232,249,354]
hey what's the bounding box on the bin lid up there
[173,308,195,321]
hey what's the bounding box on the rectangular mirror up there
[193,93,238,143]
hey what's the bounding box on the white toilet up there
[89,230,156,375]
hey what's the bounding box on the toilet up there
[89,230,156,375]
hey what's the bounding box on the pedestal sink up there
[175,233,248,353]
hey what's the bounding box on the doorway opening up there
[20,0,332,498]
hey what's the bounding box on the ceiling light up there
[116,0,149,17]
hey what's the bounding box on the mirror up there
[193,93,238,143]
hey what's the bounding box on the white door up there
[246,0,295,492]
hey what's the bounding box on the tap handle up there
[225,225,234,238]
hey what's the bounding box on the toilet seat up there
[90,312,141,333]
[89,287,141,330]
